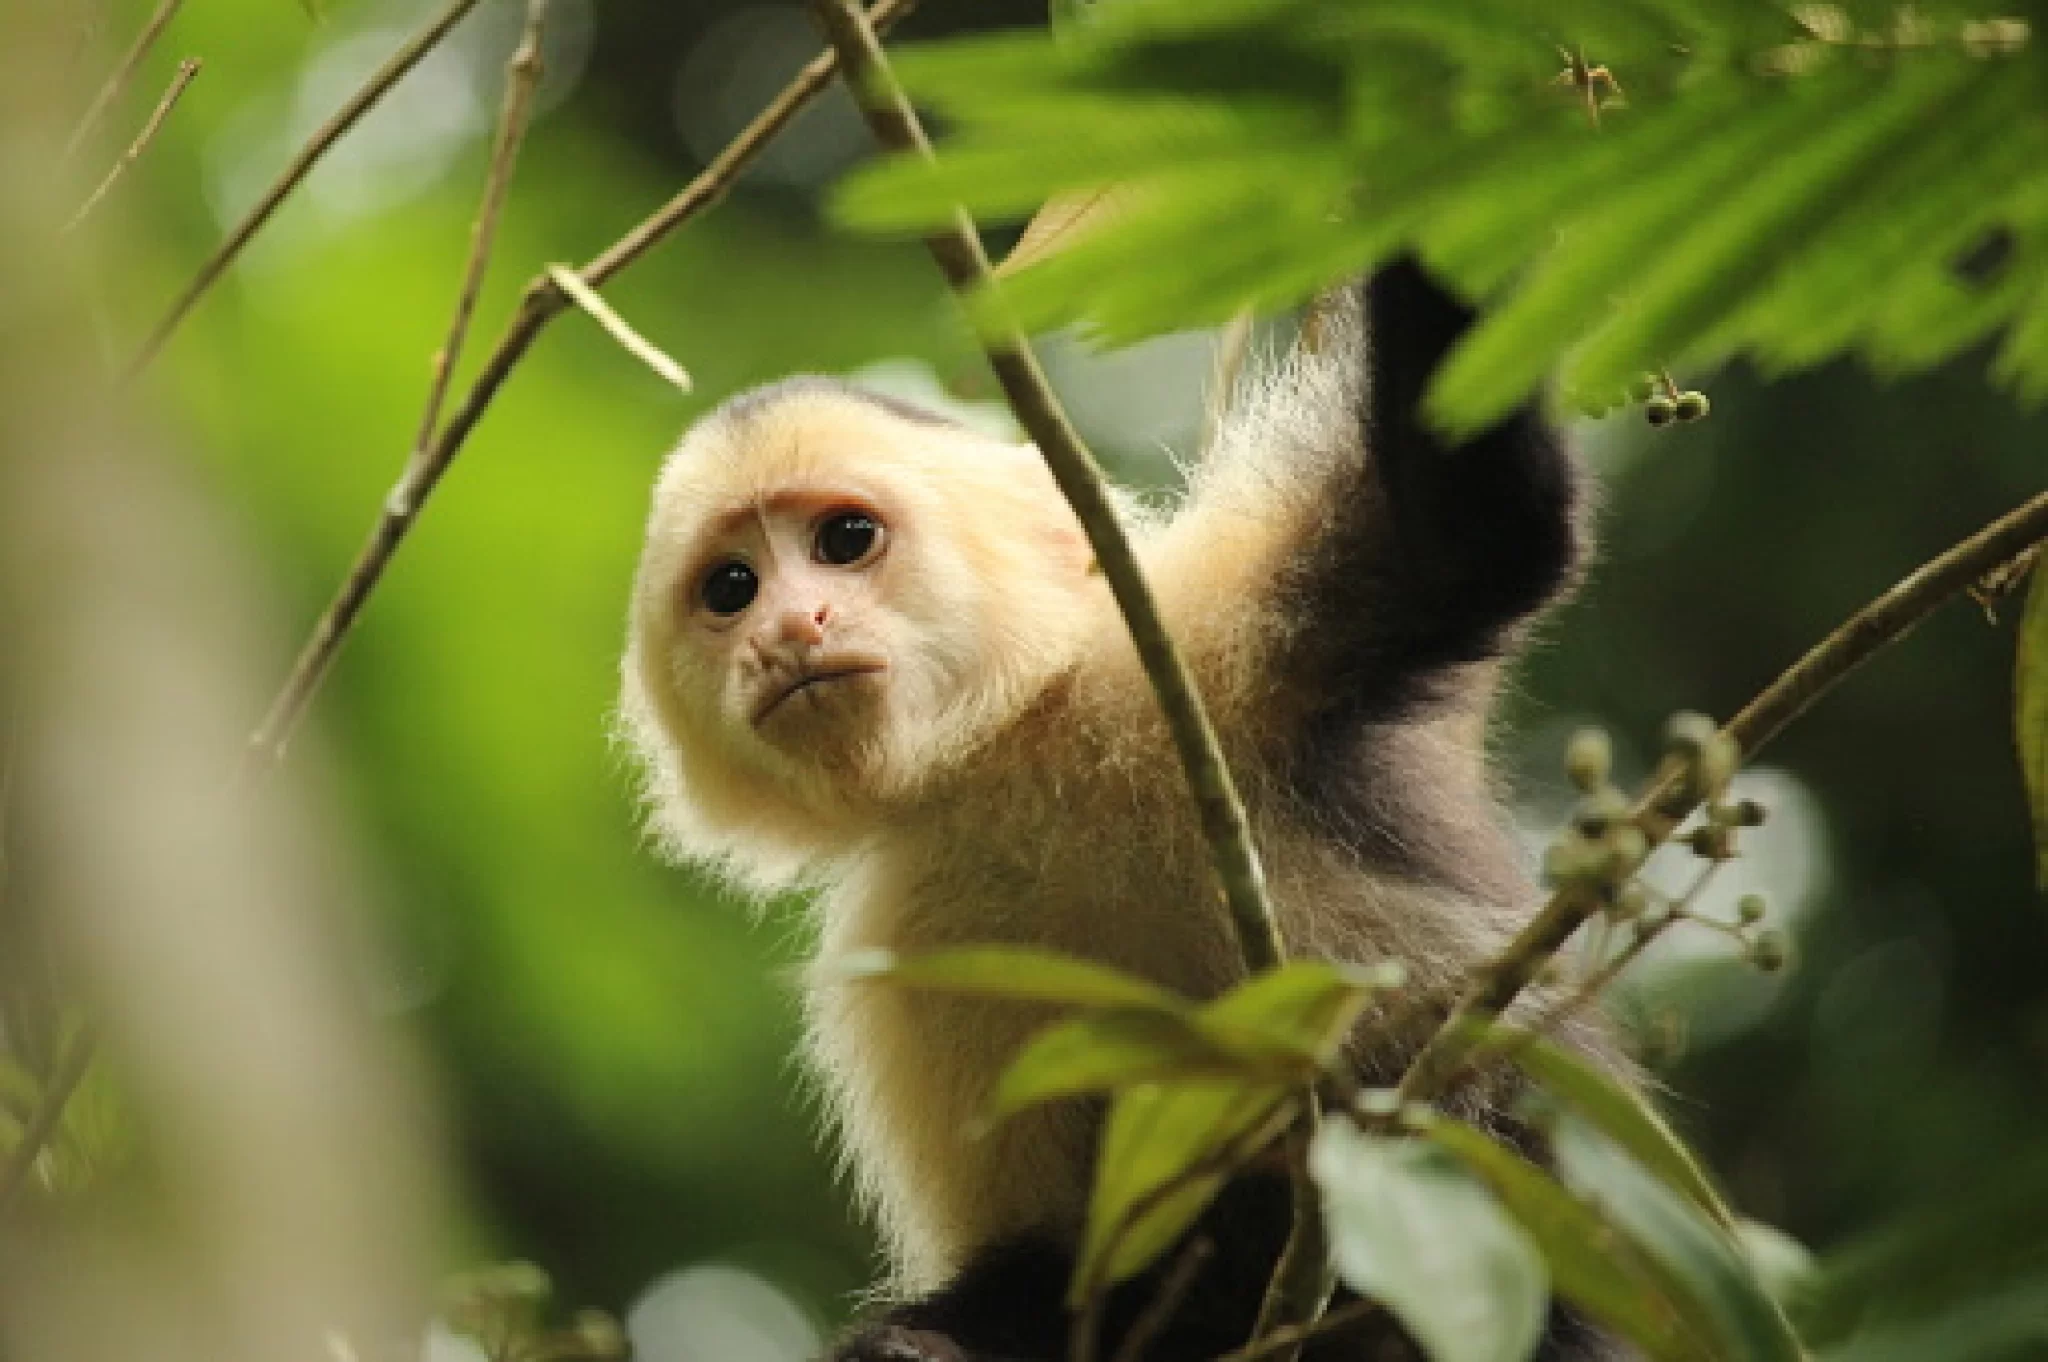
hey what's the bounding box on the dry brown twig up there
[121,0,492,384]
[62,0,184,165]
[244,0,919,766]
[545,266,694,390]
[248,0,554,767]
[65,57,200,234]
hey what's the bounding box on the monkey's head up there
[621,379,1097,887]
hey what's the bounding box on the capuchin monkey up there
[620,261,1621,1362]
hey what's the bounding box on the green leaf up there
[1428,1119,1708,1362]
[1554,1112,1806,1362]
[993,1009,1243,1117]
[1467,1020,1733,1229]
[1196,959,1403,1067]
[828,947,1191,1013]
[2015,561,2048,888]
[1074,1078,1295,1302]
[1312,1122,1547,1362]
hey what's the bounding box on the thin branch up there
[1211,1299,1380,1362]
[1111,1236,1215,1362]
[120,0,491,384]
[64,58,201,233]
[242,0,918,764]
[247,0,552,768]
[804,0,1282,978]
[1395,485,2048,1106]
[407,0,550,480]
[0,1026,96,1222]
[61,0,183,165]
[546,265,693,390]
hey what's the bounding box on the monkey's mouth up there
[753,661,888,727]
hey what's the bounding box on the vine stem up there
[242,0,919,764]
[803,0,1327,1349]
[1396,483,2048,1106]
[65,57,199,233]
[247,0,552,766]
[120,0,490,384]
[61,0,182,165]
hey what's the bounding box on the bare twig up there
[1111,1236,1215,1362]
[242,0,918,765]
[1396,486,2048,1106]
[121,0,490,383]
[247,0,552,769]
[61,0,183,165]
[0,1025,97,1222]
[1212,1299,1379,1362]
[546,266,693,390]
[409,0,550,479]
[64,58,200,233]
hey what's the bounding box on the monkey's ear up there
[993,440,1094,580]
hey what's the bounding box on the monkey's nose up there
[774,605,829,648]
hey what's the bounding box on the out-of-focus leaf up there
[1074,1078,1295,1302]
[1461,1019,1732,1228]
[2014,563,2048,888]
[1429,1118,1706,1362]
[1737,1219,1820,1314]
[1817,1274,2048,1362]
[829,947,1191,1013]
[1555,1113,1805,1362]
[1312,1122,1547,1362]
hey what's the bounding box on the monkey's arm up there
[1161,259,1585,737]
[1297,260,1583,724]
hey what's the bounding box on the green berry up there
[1750,930,1789,973]
[1733,798,1768,827]
[571,1312,629,1361]
[1644,394,1678,427]
[1564,728,1613,792]
[1572,787,1631,837]
[1611,883,1650,920]
[1737,893,1766,924]
[1674,390,1710,422]
[1663,711,1717,754]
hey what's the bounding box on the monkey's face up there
[623,388,1098,875]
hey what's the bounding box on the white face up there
[624,391,1097,871]
[679,482,907,770]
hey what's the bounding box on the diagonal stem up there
[1396,484,2048,1106]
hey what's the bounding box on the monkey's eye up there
[815,511,883,567]
[700,560,759,616]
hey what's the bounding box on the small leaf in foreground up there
[1554,1112,1804,1362]
[1074,1078,1294,1303]
[1312,1121,1548,1362]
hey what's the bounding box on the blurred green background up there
[71,0,2048,1351]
